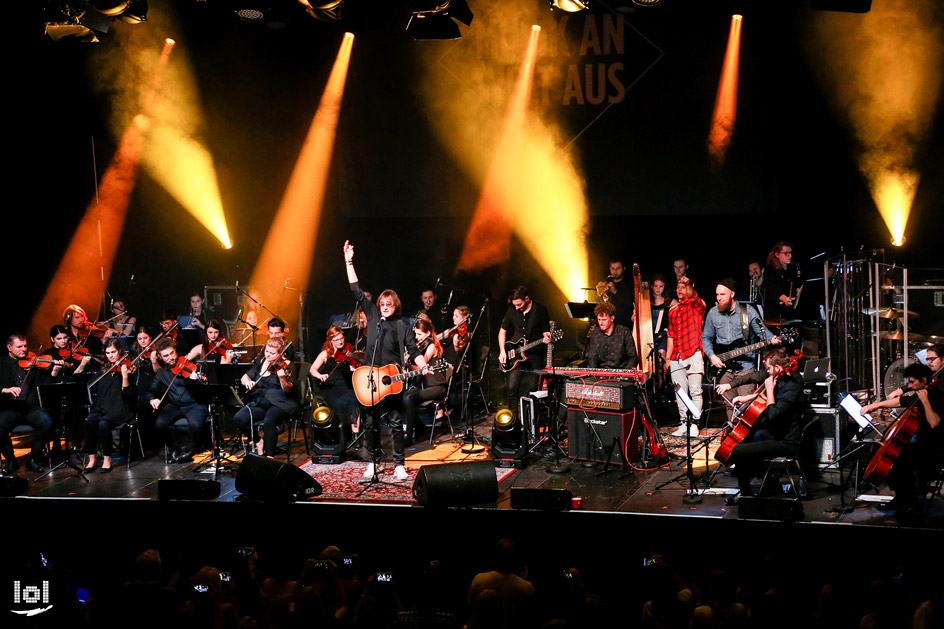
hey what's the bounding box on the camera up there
[237,547,254,558]
[220,572,231,582]
[376,572,394,583]
[194,584,210,593]
[643,556,657,567]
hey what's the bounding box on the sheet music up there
[839,393,874,429]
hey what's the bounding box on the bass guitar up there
[499,328,564,373]
[707,328,798,380]
[352,359,451,407]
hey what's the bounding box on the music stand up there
[192,383,244,478]
[564,302,598,320]
[36,382,92,482]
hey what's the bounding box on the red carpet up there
[298,459,517,503]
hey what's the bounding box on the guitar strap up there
[739,303,750,343]
[396,320,408,371]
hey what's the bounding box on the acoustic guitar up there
[352,359,451,407]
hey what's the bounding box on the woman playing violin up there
[403,318,448,446]
[236,337,298,457]
[84,339,134,473]
[310,326,360,433]
[859,362,943,519]
[47,324,92,381]
[106,298,136,338]
[440,306,470,378]
[130,325,162,449]
[186,319,235,371]
[723,347,805,500]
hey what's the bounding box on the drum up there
[883,356,915,397]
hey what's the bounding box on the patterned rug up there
[297,459,517,503]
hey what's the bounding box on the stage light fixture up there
[492,408,526,468]
[116,0,148,24]
[43,0,147,42]
[310,397,345,463]
[549,0,589,13]
[407,0,473,40]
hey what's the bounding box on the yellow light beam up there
[248,33,355,331]
[804,0,943,246]
[28,41,176,343]
[707,15,742,166]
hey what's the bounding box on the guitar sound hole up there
[381,376,391,385]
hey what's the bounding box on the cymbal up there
[862,308,920,319]
[763,319,801,327]
[879,330,926,341]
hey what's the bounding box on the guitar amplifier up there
[567,408,639,465]
[564,377,634,411]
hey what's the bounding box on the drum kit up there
[861,307,942,394]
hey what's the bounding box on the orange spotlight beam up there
[28,42,175,342]
[248,33,354,333]
[457,26,542,272]
[708,15,742,166]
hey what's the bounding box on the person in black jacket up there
[147,338,208,463]
[236,337,298,457]
[84,338,134,473]
[726,347,806,498]
[0,333,54,474]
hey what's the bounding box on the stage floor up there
[7,403,942,532]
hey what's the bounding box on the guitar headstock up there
[551,328,564,343]
[428,359,451,373]
[778,328,799,345]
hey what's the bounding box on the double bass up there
[863,364,944,484]
[714,350,802,465]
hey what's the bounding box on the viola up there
[18,352,56,370]
[271,356,293,376]
[108,357,136,376]
[76,324,108,339]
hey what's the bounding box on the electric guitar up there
[499,328,564,373]
[351,359,451,406]
[707,328,798,380]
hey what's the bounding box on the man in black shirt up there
[0,334,54,474]
[344,240,425,481]
[726,347,806,499]
[148,338,208,463]
[266,317,295,363]
[498,286,551,412]
[595,258,634,329]
[585,302,638,369]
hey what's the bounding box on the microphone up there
[435,277,441,288]
[378,316,386,330]
[448,289,454,304]
[284,278,291,289]
[237,308,243,321]
[129,274,135,287]
[825,372,838,383]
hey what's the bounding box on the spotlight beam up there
[707,15,742,166]
[248,33,355,333]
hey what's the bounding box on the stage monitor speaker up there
[412,460,498,507]
[567,408,638,465]
[235,454,322,501]
[0,475,28,496]
[158,479,222,501]
[510,487,572,511]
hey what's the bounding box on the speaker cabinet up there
[157,479,222,501]
[567,408,638,465]
[235,454,322,501]
[411,460,498,507]
[738,496,803,521]
[510,487,572,511]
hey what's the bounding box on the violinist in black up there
[0,334,54,474]
[344,239,424,481]
[236,337,298,457]
[147,338,208,464]
[186,319,236,385]
[47,325,92,381]
[404,319,449,445]
[129,325,162,451]
[64,304,105,359]
[726,348,805,498]
[309,326,359,429]
[84,339,133,473]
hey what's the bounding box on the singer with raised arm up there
[344,240,424,481]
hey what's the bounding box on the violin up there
[18,352,56,370]
[76,324,108,339]
[171,356,206,381]
[205,338,234,357]
[270,356,292,376]
[109,357,136,376]
[334,343,364,367]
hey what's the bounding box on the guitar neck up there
[718,337,777,362]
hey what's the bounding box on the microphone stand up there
[357,317,402,494]
[455,300,489,453]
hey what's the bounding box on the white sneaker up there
[670,425,688,437]
[394,465,409,481]
[363,463,375,478]
[689,424,700,437]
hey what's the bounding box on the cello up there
[863,364,944,484]
[714,350,802,465]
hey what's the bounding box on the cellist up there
[860,362,943,519]
[724,347,805,501]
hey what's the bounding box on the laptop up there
[801,358,830,383]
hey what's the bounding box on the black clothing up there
[601,278,634,328]
[728,373,806,494]
[886,387,944,509]
[501,301,551,409]
[0,355,54,463]
[585,324,638,369]
[85,369,131,456]
[148,365,208,453]
[763,263,803,322]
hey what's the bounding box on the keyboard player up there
[585,302,638,369]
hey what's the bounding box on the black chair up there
[116,410,146,469]
[757,417,821,499]
[11,425,53,470]
[425,364,455,445]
